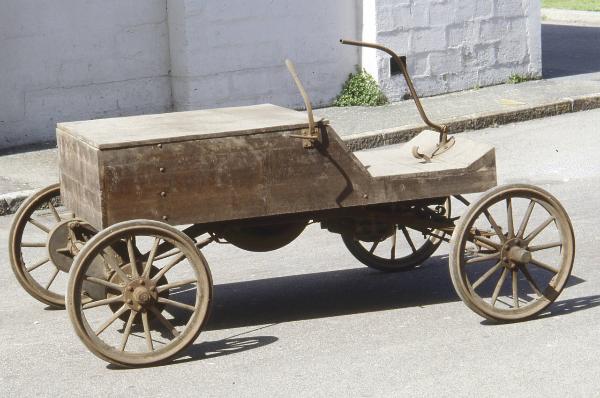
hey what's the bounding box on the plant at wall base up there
[507,73,540,84]
[334,68,388,107]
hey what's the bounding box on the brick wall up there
[368,0,541,100]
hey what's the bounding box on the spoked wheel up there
[67,220,212,367]
[8,183,81,307]
[342,200,449,272]
[450,184,575,322]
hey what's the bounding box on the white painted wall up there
[0,0,172,149]
[0,0,541,149]
[374,0,542,101]
[167,0,362,111]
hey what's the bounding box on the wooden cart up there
[8,41,575,367]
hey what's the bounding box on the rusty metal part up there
[340,39,455,161]
[285,59,322,148]
[341,198,451,272]
[66,219,213,367]
[218,221,307,252]
[449,184,575,322]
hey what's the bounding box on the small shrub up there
[334,68,388,107]
[508,73,539,84]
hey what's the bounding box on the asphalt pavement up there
[2,109,600,396]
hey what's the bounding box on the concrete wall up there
[167,0,362,111]
[368,0,542,101]
[0,0,172,149]
[0,0,541,149]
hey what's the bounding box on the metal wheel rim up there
[67,220,212,367]
[450,185,575,321]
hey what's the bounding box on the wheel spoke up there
[529,258,559,274]
[472,235,501,251]
[519,264,543,297]
[83,295,123,310]
[512,270,519,308]
[25,257,50,272]
[483,210,505,242]
[369,240,379,254]
[100,250,130,282]
[466,252,500,264]
[127,237,139,278]
[21,241,46,248]
[517,200,535,238]
[401,227,417,253]
[28,218,50,233]
[154,248,181,261]
[157,278,197,293]
[157,297,196,312]
[152,253,186,283]
[119,310,137,352]
[45,267,60,289]
[524,217,555,244]
[141,311,154,351]
[149,306,180,337]
[471,261,503,290]
[491,268,508,307]
[95,305,128,336]
[506,198,514,238]
[142,237,160,278]
[528,241,563,252]
[48,201,62,222]
[390,227,397,260]
[84,276,123,291]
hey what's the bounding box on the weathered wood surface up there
[57,104,497,230]
[57,104,310,150]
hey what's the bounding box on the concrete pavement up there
[2,109,600,396]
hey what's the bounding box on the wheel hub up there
[500,237,531,269]
[47,220,77,272]
[124,278,158,312]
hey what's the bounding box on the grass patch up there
[542,0,600,11]
[334,68,388,107]
[507,73,540,84]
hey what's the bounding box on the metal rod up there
[340,39,448,144]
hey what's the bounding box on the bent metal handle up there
[285,59,320,148]
[340,39,448,141]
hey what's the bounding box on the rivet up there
[140,280,145,286]
[160,191,167,198]
[162,215,168,221]
[159,167,165,173]
[157,143,163,149]
[363,193,369,199]
[128,287,134,292]
[127,299,133,305]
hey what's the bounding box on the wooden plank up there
[57,104,311,150]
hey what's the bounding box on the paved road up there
[2,109,600,396]
[543,22,600,78]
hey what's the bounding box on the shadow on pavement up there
[543,23,600,78]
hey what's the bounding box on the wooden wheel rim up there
[67,220,213,367]
[450,184,575,322]
[8,183,73,307]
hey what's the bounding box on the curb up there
[542,8,600,25]
[0,189,35,217]
[343,92,600,151]
[1,92,600,216]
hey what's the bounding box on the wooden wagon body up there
[57,104,496,230]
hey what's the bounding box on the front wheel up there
[449,184,575,322]
[67,220,213,367]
